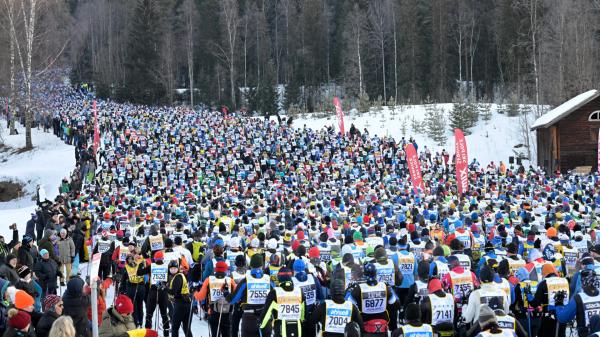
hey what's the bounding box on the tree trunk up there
[392,0,398,104]
[9,9,16,135]
[186,0,194,107]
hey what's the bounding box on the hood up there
[64,277,84,297]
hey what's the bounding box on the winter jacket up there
[71,228,86,259]
[37,236,57,263]
[2,326,34,337]
[17,246,34,270]
[99,307,136,337]
[56,237,75,264]
[36,310,59,337]
[62,277,90,337]
[0,265,19,285]
[15,280,37,300]
[33,258,59,291]
[0,231,19,265]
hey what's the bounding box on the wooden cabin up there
[531,90,600,173]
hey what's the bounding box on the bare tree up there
[184,0,196,107]
[216,0,239,108]
[367,0,389,103]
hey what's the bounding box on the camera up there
[9,224,17,231]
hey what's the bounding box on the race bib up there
[276,288,302,321]
[98,240,111,254]
[151,263,168,284]
[324,300,352,333]
[360,283,386,314]
[149,235,164,251]
[246,276,270,305]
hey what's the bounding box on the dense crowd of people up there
[3,72,600,337]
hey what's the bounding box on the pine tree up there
[479,103,493,121]
[449,101,472,134]
[121,0,165,105]
[505,93,520,117]
[425,103,447,145]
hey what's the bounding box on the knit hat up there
[428,278,443,293]
[14,290,34,310]
[153,251,164,260]
[542,263,557,278]
[115,294,134,315]
[214,261,228,273]
[250,254,263,269]
[17,266,31,279]
[478,304,498,327]
[277,267,293,283]
[7,309,30,330]
[353,231,363,241]
[293,259,306,273]
[546,227,557,238]
[308,247,320,259]
[39,249,49,257]
[291,240,300,251]
[43,294,62,312]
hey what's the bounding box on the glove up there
[554,290,567,305]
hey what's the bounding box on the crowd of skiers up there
[4,72,600,337]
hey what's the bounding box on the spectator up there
[56,230,75,285]
[0,255,20,285]
[99,295,136,337]
[33,250,60,298]
[61,277,89,337]
[3,309,32,337]
[36,295,63,337]
[17,236,35,270]
[48,316,76,337]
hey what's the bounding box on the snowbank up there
[0,125,75,237]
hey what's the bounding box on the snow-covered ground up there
[292,104,538,168]
[0,125,75,238]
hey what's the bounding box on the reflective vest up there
[579,291,600,325]
[415,280,428,302]
[269,265,281,285]
[375,259,397,286]
[359,282,387,314]
[231,270,246,285]
[208,276,230,303]
[496,314,516,332]
[507,258,526,276]
[245,273,270,306]
[275,287,302,321]
[125,262,145,284]
[97,239,111,254]
[168,273,189,298]
[292,275,317,306]
[519,280,538,308]
[149,235,164,251]
[434,260,450,279]
[429,293,454,326]
[562,247,578,276]
[323,300,353,334]
[455,231,472,250]
[449,270,474,301]
[191,241,203,262]
[455,254,472,271]
[342,265,353,289]
[401,324,433,337]
[546,277,569,307]
[479,284,506,310]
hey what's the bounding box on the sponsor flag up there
[405,143,425,193]
[333,97,345,135]
[455,128,469,194]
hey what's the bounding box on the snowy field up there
[0,125,75,238]
[292,104,538,168]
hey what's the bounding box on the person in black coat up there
[17,237,35,270]
[33,250,61,298]
[62,277,90,337]
[24,215,37,243]
[36,294,62,337]
[0,255,20,285]
[0,228,20,265]
[71,224,86,267]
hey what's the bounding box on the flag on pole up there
[454,128,469,195]
[333,97,345,135]
[405,143,425,194]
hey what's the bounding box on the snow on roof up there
[531,89,600,130]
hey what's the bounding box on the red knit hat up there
[291,240,300,252]
[428,278,443,294]
[153,251,164,260]
[8,309,30,330]
[308,247,320,259]
[215,261,229,273]
[115,294,134,315]
[296,231,305,240]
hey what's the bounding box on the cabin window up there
[589,110,600,121]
